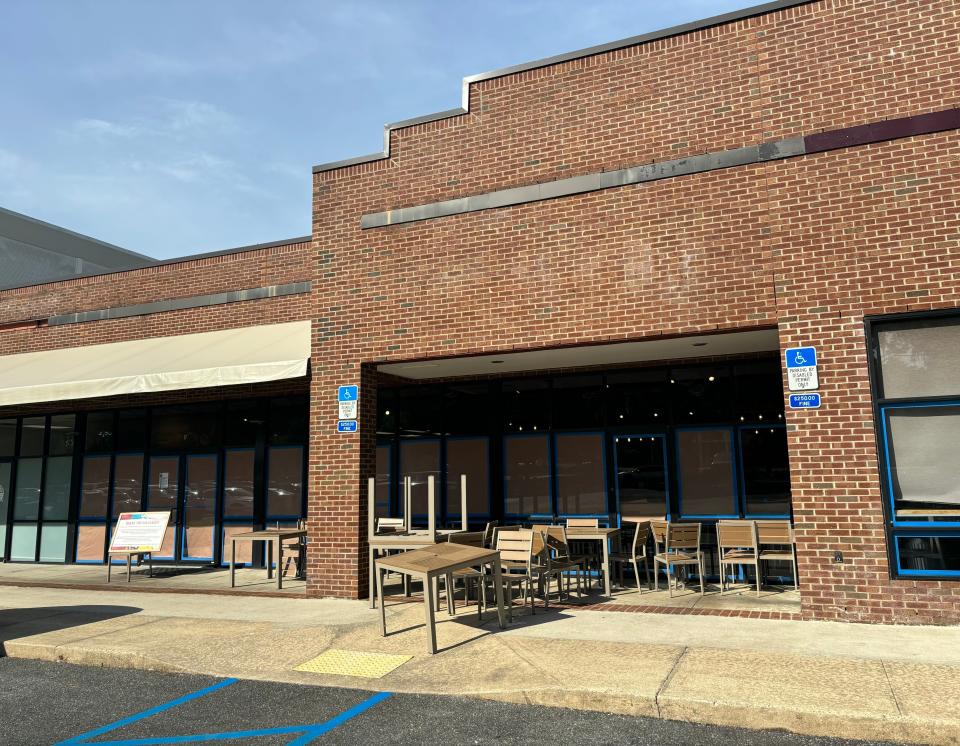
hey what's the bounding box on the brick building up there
[1,0,959,624]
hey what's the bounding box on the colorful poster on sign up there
[109,511,171,553]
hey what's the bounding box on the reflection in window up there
[20,417,45,457]
[375,444,391,518]
[40,523,68,562]
[183,455,217,560]
[887,407,960,517]
[897,535,960,574]
[148,457,179,558]
[223,450,255,518]
[552,376,603,430]
[677,429,736,516]
[76,524,106,563]
[112,454,143,518]
[49,414,76,456]
[85,412,115,452]
[10,524,37,561]
[398,440,440,519]
[615,436,667,518]
[504,435,551,516]
[556,433,605,515]
[741,428,791,516]
[0,419,16,457]
[606,371,668,427]
[14,458,42,521]
[878,319,960,400]
[446,438,488,518]
[0,462,10,556]
[43,456,73,520]
[501,379,550,433]
[267,447,303,518]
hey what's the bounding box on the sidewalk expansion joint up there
[880,659,904,717]
[654,646,688,719]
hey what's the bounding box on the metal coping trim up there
[312,0,818,173]
[47,281,312,326]
[360,107,960,229]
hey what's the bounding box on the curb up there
[5,640,957,745]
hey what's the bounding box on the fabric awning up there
[0,320,311,407]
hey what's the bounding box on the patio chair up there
[650,520,669,589]
[565,517,601,586]
[438,531,488,618]
[609,521,651,593]
[496,528,541,621]
[375,517,406,534]
[717,519,760,596]
[280,519,306,578]
[533,525,583,602]
[757,520,799,590]
[482,520,499,548]
[653,522,705,597]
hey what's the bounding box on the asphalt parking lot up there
[0,658,904,745]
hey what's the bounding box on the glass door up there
[146,456,180,560]
[182,454,218,561]
[614,434,669,522]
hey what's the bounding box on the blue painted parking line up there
[57,679,239,746]
[57,680,391,746]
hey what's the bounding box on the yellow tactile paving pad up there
[294,649,412,679]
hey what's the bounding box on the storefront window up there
[615,436,668,518]
[19,417,45,457]
[43,456,73,520]
[116,410,147,450]
[13,458,42,521]
[112,454,143,517]
[870,312,960,579]
[0,419,16,457]
[740,427,791,516]
[501,379,550,434]
[85,412,115,453]
[606,370,668,427]
[151,405,219,450]
[555,433,606,515]
[504,435,551,516]
[80,456,111,518]
[398,440,440,519]
[677,429,736,517]
[375,444,391,517]
[267,446,303,518]
[39,523,68,562]
[223,449,255,517]
[552,376,603,430]
[48,414,76,456]
[446,438,489,518]
[0,462,10,556]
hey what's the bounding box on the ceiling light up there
[708,376,715,382]
[491,360,505,364]
[692,342,708,347]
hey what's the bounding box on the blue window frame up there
[867,310,960,581]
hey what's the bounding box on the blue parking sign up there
[338,385,358,402]
[337,420,358,433]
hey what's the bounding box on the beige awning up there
[0,321,311,407]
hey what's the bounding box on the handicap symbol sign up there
[338,385,359,402]
[785,346,819,391]
[785,347,816,368]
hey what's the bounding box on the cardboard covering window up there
[0,321,311,407]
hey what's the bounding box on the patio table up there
[374,542,507,655]
[229,528,306,590]
[565,526,621,597]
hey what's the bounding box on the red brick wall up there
[0,241,313,356]
[307,0,960,625]
[775,131,960,624]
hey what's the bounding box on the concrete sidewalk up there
[1,585,958,745]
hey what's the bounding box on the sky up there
[1,0,753,259]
